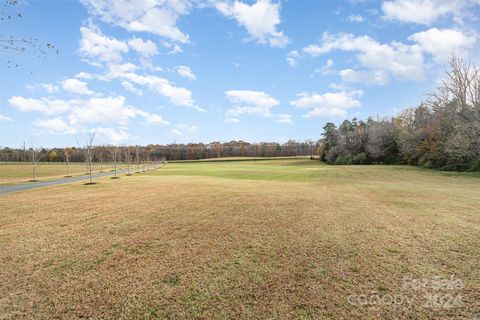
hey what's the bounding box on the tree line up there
[318,56,480,172]
[0,140,319,163]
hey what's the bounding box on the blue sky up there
[1,0,479,147]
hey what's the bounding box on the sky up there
[1,0,479,148]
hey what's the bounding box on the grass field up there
[0,163,129,185]
[0,159,479,319]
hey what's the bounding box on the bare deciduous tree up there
[124,146,132,176]
[81,134,95,184]
[28,141,41,182]
[135,146,141,173]
[63,147,71,177]
[110,146,120,179]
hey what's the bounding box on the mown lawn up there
[0,159,479,319]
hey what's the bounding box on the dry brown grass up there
[0,163,128,185]
[0,160,479,319]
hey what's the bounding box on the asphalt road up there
[0,165,163,195]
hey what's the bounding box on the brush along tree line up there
[318,56,480,171]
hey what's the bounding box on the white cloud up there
[276,114,293,124]
[348,14,365,22]
[287,50,300,67]
[329,83,345,90]
[315,58,334,75]
[75,72,94,80]
[34,118,77,134]
[339,69,390,85]
[68,96,138,127]
[161,40,184,54]
[0,114,13,122]
[107,62,138,75]
[105,67,203,111]
[175,65,196,80]
[143,113,169,125]
[61,78,94,95]
[168,44,183,54]
[11,94,168,138]
[79,25,129,66]
[42,83,60,93]
[225,90,280,122]
[225,117,240,123]
[216,0,289,47]
[90,127,130,144]
[81,0,191,43]
[25,83,60,94]
[9,96,70,115]
[133,108,169,126]
[408,28,477,62]
[304,32,425,83]
[171,123,198,136]
[128,37,158,57]
[381,0,480,25]
[302,29,477,85]
[121,81,143,96]
[290,90,363,118]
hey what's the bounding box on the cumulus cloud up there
[381,0,480,25]
[143,113,169,125]
[61,78,94,95]
[132,108,169,126]
[25,83,60,94]
[79,25,129,66]
[216,0,289,47]
[175,65,196,80]
[9,96,70,115]
[315,59,334,75]
[75,72,94,80]
[0,114,13,122]
[121,81,143,96]
[302,29,476,85]
[303,32,425,83]
[34,118,77,134]
[113,71,203,110]
[171,123,198,136]
[10,94,168,140]
[90,127,131,144]
[127,37,158,57]
[225,89,280,122]
[408,27,476,62]
[339,69,390,85]
[67,96,138,127]
[161,40,184,55]
[348,14,365,22]
[42,83,60,93]
[290,90,363,118]
[276,114,293,124]
[80,0,192,43]
[76,25,201,109]
[287,50,300,67]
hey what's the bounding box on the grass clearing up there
[0,159,479,318]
